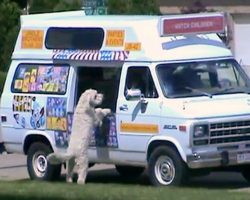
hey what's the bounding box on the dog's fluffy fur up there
[47,89,111,184]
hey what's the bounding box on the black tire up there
[241,167,250,183]
[148,146,188,186]
[115,165,145,178]
[27,142,61,181]
[89,163,95,168]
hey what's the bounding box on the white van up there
[1,11,250,186]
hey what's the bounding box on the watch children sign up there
[161,13,225,36]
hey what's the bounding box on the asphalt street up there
[0,153,250,190]
[0,153,115,181]
[0,154,28,180]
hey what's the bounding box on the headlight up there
[193,125,209,138]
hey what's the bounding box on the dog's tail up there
[47,153,75,165]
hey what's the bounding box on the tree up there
[29,0,57,13]
[11,0,27,8]
[107,0,160,15]
[0,0,82,72]
[29,0,82,14]
[54,0,82,12]
[0,0,20,71]
[180,0,215,14]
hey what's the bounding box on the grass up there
[0,180,249,200]
[0,71,7,94]
[0,170,250,200]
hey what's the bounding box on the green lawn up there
[0,180,249,200]
[0,71,7,94]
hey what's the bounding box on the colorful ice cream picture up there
[46,97,67,131]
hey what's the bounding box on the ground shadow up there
[0,195,64,200]
[86,169,151,186]
[50,168,151,186]
[186,172,250,189]
[58,168,250,189]
[14,168,250,190]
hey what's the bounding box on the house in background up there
[158,0,250,14]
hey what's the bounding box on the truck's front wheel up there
[148,146,188,186]
[27,142,61,181]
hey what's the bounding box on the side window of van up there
[45,27,104,50]
[125,67,158,99]
[11,64,69,94]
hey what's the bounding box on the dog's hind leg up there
[76,153,89,184]
[66,157,75,183]
[75,130,92,184]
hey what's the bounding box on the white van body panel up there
[13,13,232,62]
[2,12,250,182]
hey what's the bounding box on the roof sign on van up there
[160,13,225,36]
[125,42,141,51]
[105,30,125,47]
[21,30,44,49]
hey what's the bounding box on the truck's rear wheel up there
[148,146,188,186]
[27,142,61,181]
[241,167,250,183]
[115,165,145,178]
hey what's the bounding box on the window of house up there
[11,64,69,94]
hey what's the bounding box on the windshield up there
[157,59,250,98]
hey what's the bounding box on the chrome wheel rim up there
[32,152,47,178]
[155,155,175,185]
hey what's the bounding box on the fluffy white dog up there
[47,89,111,184]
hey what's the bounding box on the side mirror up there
[125,88,142,100]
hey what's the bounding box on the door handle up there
[119,104,128,111]
[1,115,7,122]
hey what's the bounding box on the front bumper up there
[187,149,250,169]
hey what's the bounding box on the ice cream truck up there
[1,11,250,186]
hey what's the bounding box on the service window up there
[125,67,158,99]
[77,67,121,111]
[11,64,69,94]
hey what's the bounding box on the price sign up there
[125,42,141,51]
[21,30,44,49]
[106,30,125,47]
